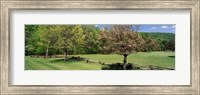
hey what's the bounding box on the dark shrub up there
[101,62,174,70]
[102,63,134,70]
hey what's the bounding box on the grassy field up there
[25,51,175,70]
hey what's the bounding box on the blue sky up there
[95,24,175,33]
[137,24,175,33]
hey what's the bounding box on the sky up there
[95,24,175,33]
[137,24,175,33]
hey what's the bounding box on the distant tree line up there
[139,32,175,52]
[25,25,175,58]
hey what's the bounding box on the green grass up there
[25,57,102,70]
[25,51,175,70]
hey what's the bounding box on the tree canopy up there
[99,25,145,69]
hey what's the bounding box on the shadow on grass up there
[102,63,175,70]
[34,60,60,70]
[101,63,140,70]
[168,56,175,58]
[49,56,85,63]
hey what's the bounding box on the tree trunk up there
[64,37,67,61]
[64,40,67,61]
[64,48,67,61]
[73,44,76,54]
[123,54,128,70]
[63,31,68,61]
[45,46,49,58]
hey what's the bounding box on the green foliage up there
[82,25,100,54]
[25,25,175,57]
[25,45,35,55]
[140,37,160,52]
[57,25,85,55]
[163,39,175,52]
[38,25,61,57]
[25,25,41,55]
[25,25,39,45]
[25,25,86,58]
[139,32,175,42]
[139,32,175,51]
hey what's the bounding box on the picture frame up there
[0,0,199,94]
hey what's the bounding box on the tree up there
[166,39,175,52]
[100,25,145,70]
[82,25,100,54]
[142,37,159,52]
[99,29,115,54]
[139,32,175,51]
[57,25,85,61]
[38,25,60,58]
[25,25,39,45]
[25,25,40,55]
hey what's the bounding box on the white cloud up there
[151,26,157,30]
[172,29,175,32]
[160,26,169,28]
[160,25,175,29]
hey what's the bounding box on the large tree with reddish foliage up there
[100,25,145,70]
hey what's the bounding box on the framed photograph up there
[1,0,199,94]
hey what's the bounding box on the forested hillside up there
[139,32,175,52]
[139,32,175,42]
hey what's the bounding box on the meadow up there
[25,51,175,70]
